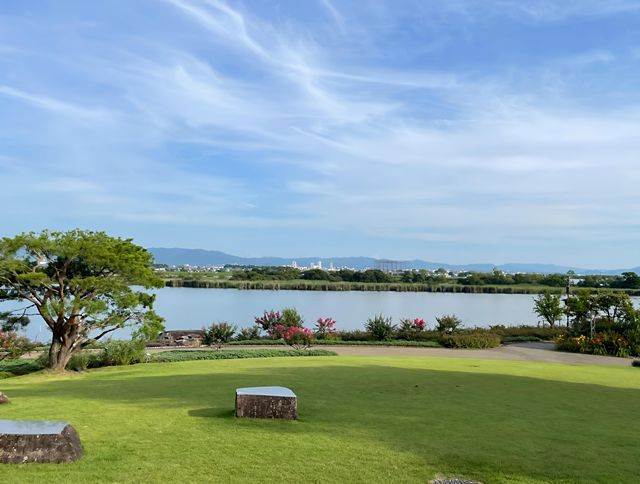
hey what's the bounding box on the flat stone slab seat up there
[0,420,83,464]
[235,386,297,420]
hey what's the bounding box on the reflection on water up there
[8,288,640,341]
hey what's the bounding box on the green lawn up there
[1,356,639,483]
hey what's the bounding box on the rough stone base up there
[431,479,482,484]
[235,387,297,420]
[0,421,83,464]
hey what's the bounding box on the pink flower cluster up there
[314,317,338,335]
[255,310,283,338]
[0,331,32,361]
[281,326,315,349]
[412,318,426,331]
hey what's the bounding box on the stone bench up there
[235,386,297,420]
[0,420,83,464]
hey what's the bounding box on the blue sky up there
[1,0,639,267]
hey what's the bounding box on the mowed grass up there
[1,356,639,483]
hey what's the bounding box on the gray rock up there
[431,480,482,484]
[0,420,83,464]
[235,386,297,420]
[0,393,9,405]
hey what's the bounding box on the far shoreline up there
[162,279,640,296]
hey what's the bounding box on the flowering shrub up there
[0,331,34,361]
[255,310,283,338]
[400,318,426,331]
[314,317,340,340]
[556,331,634,357]
[281,326,315,349]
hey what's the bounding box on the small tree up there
[236,325,261,341]
[533,291,563,328]
[314,317,339,340]
[0,230,164,371]
[365,315,396,341]
[281,326,314,349]
[281,307,304,328]
[203,322,236,350]
[435,314,462,333]
[0,331,34,361]
[254,310,283,338]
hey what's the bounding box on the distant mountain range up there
[148,247,639,276]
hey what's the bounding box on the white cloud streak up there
[0,0,638,265]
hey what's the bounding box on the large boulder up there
[0,393,9,405]
[0,420,83,464]
[235,386,297,420]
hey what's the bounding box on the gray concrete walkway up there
[225,342,634,366]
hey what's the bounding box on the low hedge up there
[228,339,441,347]
[502,336,542,343]
[0,359,44,376]
[150,349,337,362]
[439,332,502,349]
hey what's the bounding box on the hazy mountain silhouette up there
[149,248,638,275]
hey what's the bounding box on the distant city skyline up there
[1,1,639,267]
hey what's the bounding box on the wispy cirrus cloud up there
[0,0,639,265]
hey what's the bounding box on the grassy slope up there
[1,356,639,483]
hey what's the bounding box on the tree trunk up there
[47,338,76,371]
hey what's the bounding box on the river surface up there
[11,288,640,341]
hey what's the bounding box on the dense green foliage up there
[0,230,164,370]
[532,291,564,327]
[171,266,640,293]
[0,330,34,361]
[365,315,396,341]
[1,357,639,483]
[435,314,463,333]
[556,291,640,357]
[203,322,237,349]
[439,332,502,349]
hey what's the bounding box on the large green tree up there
[0,230,164,370]
[533,290,563,328]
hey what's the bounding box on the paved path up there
[224,342,633,366]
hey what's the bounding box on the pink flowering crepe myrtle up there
[314,317,339,337]
[281,326,315,349]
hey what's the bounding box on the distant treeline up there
[222,267,640,290]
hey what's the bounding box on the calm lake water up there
[13,288,640,341]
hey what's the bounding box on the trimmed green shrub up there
[436,314,463,333]
[439,332,501,349]
[150,349,336,363]
[236,326,261,341]
[365,315,396,341]
[66,351,92,371]
[502,336,542,343]
[490,325,566,340]
[338,330,373,341]
[203,322,236,349]
[103,339,145,366]
[0,371,13,379]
